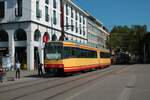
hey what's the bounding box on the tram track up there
[0,77,60,93]
[0,78,41,88]
[0,67,112,94]
[0,72,65,89]
[44,65,132,100]
[9,65,131,100]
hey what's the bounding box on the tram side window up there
[63,47,76,58]
[79,49,97,58]
[76,48,81,58]
[100,52,111,58]
[63,47,70,58]
[63,47,97,58]
[79,49,87,58]
[89,50,97,58]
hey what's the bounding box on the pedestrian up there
[0,65,3,83]
[34,61,38,70]
[15,61,21,78]
[38,63,43,76]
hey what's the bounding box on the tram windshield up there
[44,42,63,60]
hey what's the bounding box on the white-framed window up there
[76,22,78,33]
[71,7,73,18]
[53,10,57,25]
[45,0,49,4]
[71,19,74,31]
[66,17,69,30]
[15,0,22,17]
[79,24,82,34]
[66,4,68,15]
[45,6,49,22]
[75,10,78,20]
[79,13,82,23]
[0,1,5,18]
[53,0,57,9]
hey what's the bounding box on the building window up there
[0,1,5,18]
[83,26,85,36]
[53,0,56,9]
[75,10,78,20]
[71,7,73,18]
[66,4,68,15]
[45,0,49,4]
[45,6,49,22]
[53,10,57,25]
[79,24,82,34]
[36,1,41,18]
[76,22,78,33]
[66,17,69,30]
[71,19,74,31]
[15,0,22,17]
[83,16,85,25]
[79,13,82,23]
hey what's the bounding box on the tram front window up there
[44,43,62,60]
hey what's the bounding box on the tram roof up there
[46,41,110,52]
[63,41,97,51]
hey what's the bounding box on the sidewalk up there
[1,70,38,84]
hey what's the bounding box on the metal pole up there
[59,0,65,41]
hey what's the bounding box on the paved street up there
[0,64,150,100]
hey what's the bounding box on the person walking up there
[15,61,21,78]
[38,63,43,76]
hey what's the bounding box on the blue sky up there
[74,0,150,32]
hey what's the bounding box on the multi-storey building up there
[63,0,88,43]
[0,0,62,70]
[87,14,109,49]
[0,0,109,70]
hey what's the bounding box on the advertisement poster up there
[2,56,11,69]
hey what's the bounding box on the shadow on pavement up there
[25,73,59,78]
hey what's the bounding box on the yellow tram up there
[44,41,111,75]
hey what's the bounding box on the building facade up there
[0,0,109,70]
[63,0,88,43]
[87,15,109,49]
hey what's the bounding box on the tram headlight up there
[44,64,47,68]
[58,64,64,68]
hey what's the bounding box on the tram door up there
[15,47,27,69]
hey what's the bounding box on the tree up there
[130,25,147,63]
[107,25,148,63]
[143,32,150,63]
[108,25,130,52]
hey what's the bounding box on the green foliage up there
[107,25,148,58]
